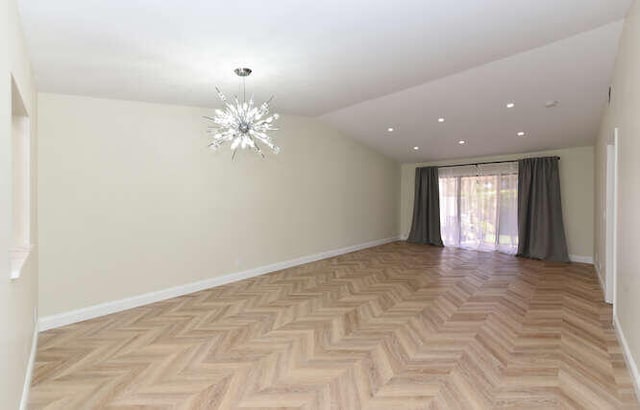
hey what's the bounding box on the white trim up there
[605,136,618,305]
[612,129,619,313]
[400,236,594,265]
[569,255,594,264]
[10,245,33,280]
[594,263,608,301]
[39,236,401,331]
[613,314,640,401]
[19,324,38,410]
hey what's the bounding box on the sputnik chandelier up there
[204,67,280,158]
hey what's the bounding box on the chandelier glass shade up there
[205,68,280,158]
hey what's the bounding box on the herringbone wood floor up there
[30,242,638,409]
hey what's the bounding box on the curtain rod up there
[436,156,560,169]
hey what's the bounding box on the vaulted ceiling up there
[19,0,632,161]
[322,22,623,161]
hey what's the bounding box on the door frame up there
[604,128,618,306]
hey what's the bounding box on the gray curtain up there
[517,157,570,262]
[407,167,444,246]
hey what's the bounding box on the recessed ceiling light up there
[413,146,419,151]
[517,131,526,137]
[387,127,395,132]
[506,102,515,109]
[458,140,466,145]
[438,117,445,123]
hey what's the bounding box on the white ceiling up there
[19,0,631,161]
[322,22,623,161]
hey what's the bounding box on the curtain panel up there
[407,167,444,246]
[517,157,570,262]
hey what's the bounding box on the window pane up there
[439,177,459,247]
[438,165,518,255]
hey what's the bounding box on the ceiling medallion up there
[205,67,280,158]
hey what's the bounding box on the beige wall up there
[1,0,39,408]
[399,146,595,260]
[37,93,400,317]
[595,0,640,386]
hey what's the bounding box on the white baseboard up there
[570,255,594,264]
[39,236,401,331]
[613,314,640,401]
[399,237,594,265]
[19,324,38,410]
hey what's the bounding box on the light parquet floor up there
[30,242,639,409]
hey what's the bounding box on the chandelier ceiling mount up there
[234,67,252,77]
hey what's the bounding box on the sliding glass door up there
[439,163,518,254]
